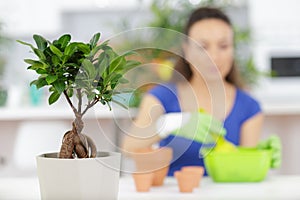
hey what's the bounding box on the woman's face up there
[184,19,234,81]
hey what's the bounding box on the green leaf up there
[58,34,71,49]
[111,83,117,89]
[97,52,109,76]
[51,55,60,66]
[112,98,128,109]
[89,33,100,49]
[27,63,44,71]
[89,40,109,57]
[102,44,113,51]
[17,40,35,50]
[53,80,65,93]
[100,98,106,105]
[105,48,118,60]
[82,59,96,79]
[50,44,63,58]
[75,42,90,55]
[110,73,122,82]
[74,78,88,88]
[46,75,58,84]
[24,59,46,70]
[29,80,38,87]
[36,68,47,74]
[48,91,60,105]
[124,60,141,71]
[110,56,126,73]
[33,34,48,51]
[62,55,70,64]
[87,92,96,101]
[33,48,46,60]
[113,88,134,94]
[66,88,73,97]
[104,89,113,96]
[49,86,55,92]
[121,50,138,58]
[107,102,112,110]
[24,59,39,65]
[64,43,77,56]
[33,77,48,89]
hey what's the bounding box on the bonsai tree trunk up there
[59,115,97,158]
[59,91,97,159]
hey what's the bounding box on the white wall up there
[0,0,152,90]
[248,0,300,102]
[0,0,149,37]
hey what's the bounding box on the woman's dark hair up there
[173,7,244,88]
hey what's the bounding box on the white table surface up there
[0,175,300,200]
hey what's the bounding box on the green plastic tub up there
[204,147,272,182]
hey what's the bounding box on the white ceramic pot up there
[36,152,121,200]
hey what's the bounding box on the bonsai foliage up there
[18,33,140,158]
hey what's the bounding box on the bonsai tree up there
[18,33,140,159]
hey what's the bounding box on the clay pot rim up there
[181,166,205,175]
[133,147,172,154]
[174,170,196,178]
[132,172,154,177]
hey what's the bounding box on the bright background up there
[0,0,300,177]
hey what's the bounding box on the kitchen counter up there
[0,175,299,199]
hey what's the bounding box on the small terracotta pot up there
[152,165,169,186]
[175,171,195,193]
[181,166,204,187]
[132,173,154,192]
[132,147,173,186]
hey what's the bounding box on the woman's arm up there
[239,112,264,147]
[121,94,165,154]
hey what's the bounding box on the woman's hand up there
[156,111,226,144]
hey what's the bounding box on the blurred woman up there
[122,7,263,176]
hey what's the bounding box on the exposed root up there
[59,118,97,158]
[59,131,75,158]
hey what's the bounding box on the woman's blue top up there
[148,83,262,176]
